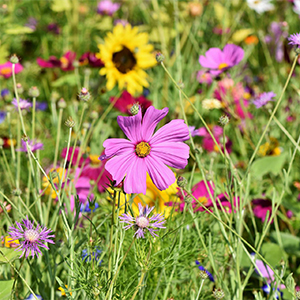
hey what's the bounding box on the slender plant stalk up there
[195,279,205,300]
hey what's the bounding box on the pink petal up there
[150,142,189,169]
[223,44,244,66]
[192,180,215,200]
[103,138,135,157]
[123,156,147,194]
[141,106,169,141]
[145,155,176,191]
[150,119,190,144]
[199,48,224,69]
[117,109,142,143]
[105,151,136,185]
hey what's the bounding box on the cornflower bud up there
[156,52,165,63]
[219,115,229,127]
[10,54,19,64]
[177,176,188,188]
[130,103,140,115]
[28,86,40,98]
[90,111,99,120]
[199,270,209,279]
[12,189,22,196]
[178,80,185,89]
[22,135,28,142]
[184,195,192,204]
[78,87,91,102]
[16,83,24,94]
[65,116,75,128]
[51,91,60,102]
[213,288,225,299]
[82,122,90,129]
[58,98,67,109]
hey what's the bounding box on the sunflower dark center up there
[112,46,137,74]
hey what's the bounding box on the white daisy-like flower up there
[246,0,274,14]
[293,0,300,15]
[202,98,222,110]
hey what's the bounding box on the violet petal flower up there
[288,33,300,48]
[97,0,120,15]
[8,216,55,258]
[119,203,166,239]
[12,98,32,111]
[16,139,44,153]
[103,106,190,194]
[252,92,276,108]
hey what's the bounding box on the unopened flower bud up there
[16,83,24,94]
[12,188,22,196]
[28,86,40,97]
[184,195,192,204]
[10,54,19,64]
[83,122,90,129]
[156,52,165,63]
[199,270,209,279]
[73,60,80,68]
[219,115,229,127]
[50,170,58,179]
[0,138,4,147]
[22,135,28,142]
[177,176,187,188]
[84,68,91,76]
[51,91,60,102]
[78,87,91,102]
[58,98,67,109]
[90,111,99,120]
[213,288,225,299]
[65,116,75,128]
[195,146,203,155]
[130,103,140,115]
[188,2,203,17]
[178,80,185,89]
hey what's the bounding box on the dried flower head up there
[119,203,166,239]
[8,216,55,258]
[213,288,225,299]
[65,116,75,128]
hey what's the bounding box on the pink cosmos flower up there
[102,106,190,194]
[61,147,90,167]
[0,62,23,78]
[252,199,273,222]
[12,98,32,111]
[110,90,152,115]
[196,70,213,85]
[37,51,76,71]
[97,0,120,15]
[199,44,244,75]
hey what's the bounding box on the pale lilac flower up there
[97,0,120,15]
[119,203,166,238]
[253,92,276,108]
[288,32,300,48]
[8,216,55,258]
[246,0,274,14]
[199,44,244,76]
[25,294,43,300]
[102,106,190,194]
[16,139,44,152]
[293,0,300,15]
[196,70,213,84]
[12,98,32,111]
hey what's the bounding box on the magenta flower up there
[61,147,90,167]
[253,92,276,108]
[288,32,300,47]
[12,98,32,111]
[119,203,166,238]
[199,44,244,75]
[0,62,23,78]
[79,52,104,68]
[97,0,120,15]
[37,51,76,71]
[16,139,44,152]
[102,106,190,194]
[252,199,273,222]
[196,70,213,85]
[8,217,55,258]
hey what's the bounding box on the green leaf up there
[261,243,287,267]
[5,26,34,35]
[250,152,288,178]
[270,232,300,256]
[51,0,71,12]
[0,248,22,264]
[0,44,9,64]
[285,273,296,295]
[0,280,14,300]
[51,74,78,87]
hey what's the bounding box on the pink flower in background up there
[110,90,152,115]
[252,199,273,222]
[16,139,44,152]
[79,52,104,68]
[97,0,120,15]
[253,92,276,108]
[102,106,190,194]
[61,147,90,167]
[199,44,244,75]
[12,98,32,111]
[196,70,213,85]
[37,51,76,71]
[0,62,23,78]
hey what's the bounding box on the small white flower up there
[293,0,300,15]
[246,0,274,14]
[202,98,222,110]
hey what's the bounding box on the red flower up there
[79,52,104,68]
[37,51,76,71]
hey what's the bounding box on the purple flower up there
[1,88,10,98]
[47,23,61,35]
[25,294,43,300]
[102,106,190,194]
[195,260,215,282]
[12,98,32,111]
[0,111,6,124]
[8,216,55,258]
[196,70,213,84]
[262,285,282,299]
[16,139,44,153]
[97,0,120,15]
[199,44,244,75]
[82,247,102,265]
[25,17,38,31]
[119,203,166,238]
[35,101,48,111]
[252,92,276,108]
[288,32,300,48]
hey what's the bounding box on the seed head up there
[65,116,75,128]
[213,288,225,299]
[199,270,209,279]
[219,115,229,127]
[177,176,188,188]
[156,52,165,63]
[10,54,20,64]
[130,103,140,115]
[28,86,40,98]
[78,87,91,102]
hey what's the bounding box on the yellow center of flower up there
[0,67,11,75]
[60,57,69,69]
[89,154,101,165]
[24,229,39,242]
[198,196,208,205]
[218,63,228,70]
[135,142,151,158]
[112,46,137,74]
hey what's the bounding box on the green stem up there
[195,279,205,300]
[53,108,64,168]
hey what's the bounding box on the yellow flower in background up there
[42,167,66,199]
[58,285,72,297]
[97,24,157,95]
[258,137,281,157]
[2,236,20,248]
[108,174,179,218]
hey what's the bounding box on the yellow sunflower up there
[97,24,157,95]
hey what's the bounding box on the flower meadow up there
[2,1,300,300]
